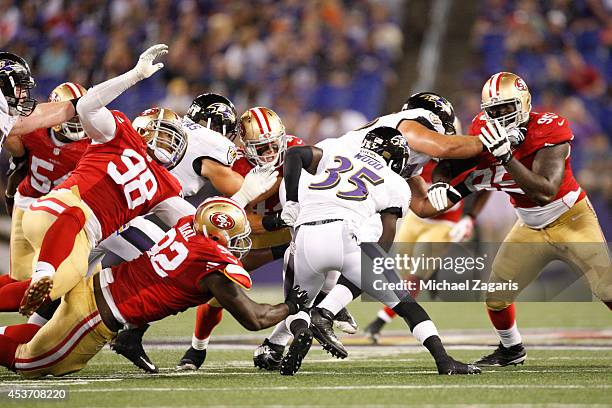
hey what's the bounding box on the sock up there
[317,284,354,316]
[423,335,449,363]
[36,206,86,276]
[192,304,223,350]
[487,304,522,347]
[285,310,310,335]
[0,323,40,343]
[0,334,18,368]
[33,298,60,321]
[27,313,49,327]
[269,321,293,346]
[313,290,328,306]
[378,306,396,322]
[0,279,31,312]
[0,274,17,289]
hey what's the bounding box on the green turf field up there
[1,290,611,407]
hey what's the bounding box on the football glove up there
[281,201,300,227]
[507,126,527,146]
[449,215,475,242]
[134,44,168,80]
[285,285,309,315]
[479,120,512,164]
[427,182,461,212]
[231,164,279,208]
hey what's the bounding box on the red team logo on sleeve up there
[210,212,236,229]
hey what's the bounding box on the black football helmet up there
[361,126,410,175]
[0,52,36,116]
[186,93,238,140]
[402,92,456,134]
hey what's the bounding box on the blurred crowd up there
[454,0,611,237]
[0,0,405,144]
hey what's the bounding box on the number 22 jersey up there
[59,110,182,239]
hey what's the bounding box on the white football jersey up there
[172,116,238,197]
[0,90,18,145]
[296,140,411,227]
[336,108,446,178]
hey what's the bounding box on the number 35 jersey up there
[59,110,183,239]
[296,140,411,227]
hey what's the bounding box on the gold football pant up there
[9,207,35,281]
[14,277,116,378]
[395,212,454,280]
[20,189,94,300]
[487,198,612,310]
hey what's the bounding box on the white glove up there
[281,201,300,227]
[479,120,512,164]
[134,44,168,80]
[427,182,461,211]
[506,126,526,146]
[449,215,475,242]
[231,164,279,207]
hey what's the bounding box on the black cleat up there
[437,356,482,375]
[474,342,527,367]
[363,317,386,344]
[253,338,285,371]
[279,328,313,376]
[176,346,207,370]
[310,307,348,359]
[110,327,158,373]
[334,307,358,334]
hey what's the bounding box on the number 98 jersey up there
[295,139,411,227]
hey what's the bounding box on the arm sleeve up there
[151,196,196,227]
[76,69,143,143]
[283,146,314,202]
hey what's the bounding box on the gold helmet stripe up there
[250,107,272,134]
[64,82,85,98]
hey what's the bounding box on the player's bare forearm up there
[203,272,290,331]
[407,175,445,218]
[398,121,483,159]
[246,212,267,234]
[284,146,322,202]
[464,190,491,218]
[378,212,399,252]
[200,159,244,196]
[2,133,25,157]
[432,159,477,183]
[504,144,568,205]
[10,101,75,137]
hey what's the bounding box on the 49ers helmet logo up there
[514,78,527,91]
[210,212,236,230]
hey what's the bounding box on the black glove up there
[262,211,287,231]
[285,285,309,315]
[5,194,14,216]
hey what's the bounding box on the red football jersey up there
[420,160,464,223]
[107,216,250,327]
[232,135,304,215]
[17,129,88,198]
[58,111,182,238]
[463,111,584,210]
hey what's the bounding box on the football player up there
[0,52,85,147]
[363,157,491,343]
[0,197,309,378]
[427,72,612,367]
[0,82,90,318]
[275,125,480,375]
[15,44,276,317]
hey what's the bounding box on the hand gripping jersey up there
[296,139,411,228]
[59,110,183,240]
[100,216,251,327]
[464,111,584,228]
[336,108,446,178]
[172,117,238,197]
[420,160,463,223]
[15,129,89,209]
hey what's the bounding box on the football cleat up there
[310,307,348,359]
[19,277,53,317]
[474,342,527,367]
[363,317,386,344]
[110,327,158,373]
[333,307,358,334]
[437,356,482,375]
[253,338,285,371]
[176,347,207,371]
[279,328,313,376]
